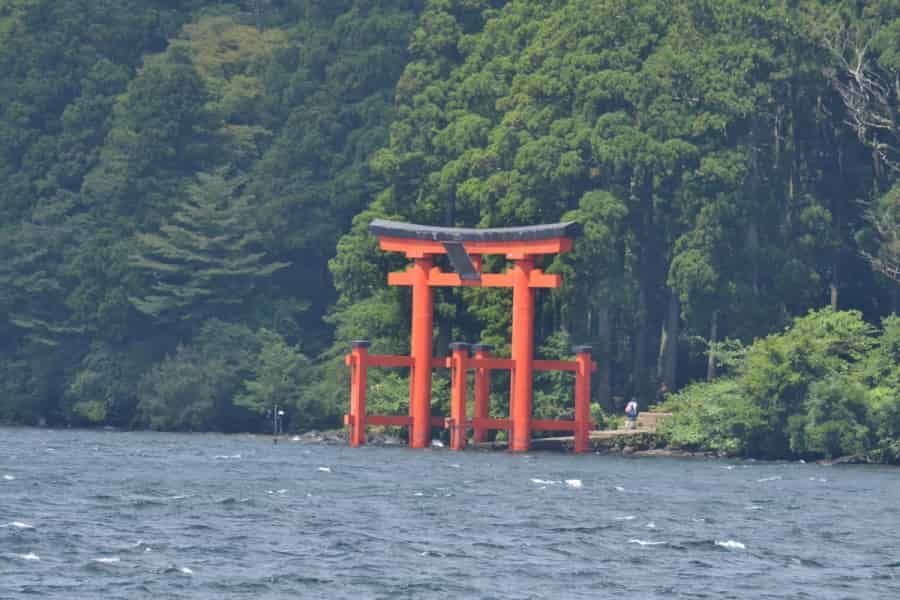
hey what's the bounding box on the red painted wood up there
[348,346,368,447]
[410,257,433,449]
[449,346,469,450]
[379,236,573,259]
[533,359,578,372]
[468,357,515,370]
[367,355,413,368]
[367,415,413,426]
[510,258,535,452]
[574,350,592,453]
[388,269,560,289]
[470,417,512,430]
[472,347,491,443]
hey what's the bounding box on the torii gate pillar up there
[410,257,434,449]
[510,257,535,452]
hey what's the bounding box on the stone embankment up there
[294,412,676,454]
[528,411,674,453]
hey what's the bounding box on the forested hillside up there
[1,1,897,451]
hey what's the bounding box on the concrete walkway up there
[473,412,672,451]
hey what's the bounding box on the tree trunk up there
[437,190,456,356]
[632,172,655,405]
[596,298,612,411]
[830,140,844,311]
[634,283,649,403]
[746,221,760,296]
[436,303,451,357]
[657,288,679,391]
[706,310,718,382]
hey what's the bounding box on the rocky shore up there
[285,426,895,465]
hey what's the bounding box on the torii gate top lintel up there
[369,218,580,244]
[370,218,580,261]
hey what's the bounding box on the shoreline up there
[3,423,893,466]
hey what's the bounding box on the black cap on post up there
[350,340,371,349]
[572,345,593,354]
[471,343,494,353]
[448,342,471,355]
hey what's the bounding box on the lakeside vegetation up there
[660,309,900,463]
[0,1,897,461]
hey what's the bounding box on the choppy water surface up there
[2,428,899,599]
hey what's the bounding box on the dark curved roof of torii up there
[369,219,580,242]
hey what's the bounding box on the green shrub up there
[136,345,226,431]
[591,403,612,429]
[788,377,871,458]
[741,309,876,456]
[661,378,765,455]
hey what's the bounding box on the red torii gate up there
[344,219,596,453]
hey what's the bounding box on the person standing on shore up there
[624,398,639,430]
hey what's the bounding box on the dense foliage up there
[662,309,900,462]
[0,1,897,457]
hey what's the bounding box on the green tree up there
[857,184,900,284]
[129,170,289,325]
[788,376,871,459]
[235,328,316,429]
[82,44,219,228]
[135,344,227,430]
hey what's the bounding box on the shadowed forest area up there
[0,1,897,460]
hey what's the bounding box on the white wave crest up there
[179,566,194,574]
[3,474,14,480]
[565,479,583,488]
[615,515,637,521]
[317,466,332,473]
[530,478,560,485]
[16,552,40,560]
[615,486,626,492]
[715,539,746,550]
[93,557,120,564]
[213,454,241,459]
[645,522,656,528]
[628,539,666,546]
[3,521,34,529]
[756,475,782,482]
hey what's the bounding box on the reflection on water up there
[1,428,899,599]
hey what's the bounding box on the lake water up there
[1,428,898,599]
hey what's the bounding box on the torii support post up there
[471,343,493,443]
[573,345,593,454]
[448,342,470,450]
[347,340,370,447]
[410,257,434,449]
[510,257,535,452]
